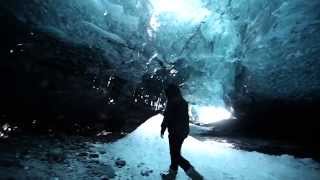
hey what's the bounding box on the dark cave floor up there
[0,132,319,180]
[0,134,120,180]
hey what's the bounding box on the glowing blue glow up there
[193,106,233,124]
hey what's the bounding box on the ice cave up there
[0,0,319,179]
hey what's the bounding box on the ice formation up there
[4,0,320,122]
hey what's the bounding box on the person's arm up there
[160,109,168,138]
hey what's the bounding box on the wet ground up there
[0,134,122,180]
[198,136,319,162]
[0,132,318,180]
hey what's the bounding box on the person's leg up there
[169,135,179,171]
[174,138,203,179]
[176,137,192,171]
[161,135,179,179]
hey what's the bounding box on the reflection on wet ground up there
[194,135,319,162]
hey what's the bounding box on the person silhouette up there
[160,84,203,180]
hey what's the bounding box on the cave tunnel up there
[0,0,320,179]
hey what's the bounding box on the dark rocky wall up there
[0,8,157,135]
[217,62,320,147]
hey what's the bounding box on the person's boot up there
[185,167,203,180]
[161,168,177,180]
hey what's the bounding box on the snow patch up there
[94,114,320,179]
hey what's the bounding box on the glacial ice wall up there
[3,0,320,107]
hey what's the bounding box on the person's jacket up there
[161,99,189,139]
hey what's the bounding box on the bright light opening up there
[192,106,233,124]
[151,0,210,21]
[149,0,210,31]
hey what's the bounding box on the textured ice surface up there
[93,114,320,179]
[4,0,320,106]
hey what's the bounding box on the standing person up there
[160,84,203,180]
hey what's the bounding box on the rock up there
[88,163,116,179]
[115,158,126,168]
[137,162,145,168]
[100,175,109,180]
[89,160,99,164]
[78,152,88,157]
[47,148,65,163]
[89,153,99,158]
[140,169,153,176]
[99,151,106,154]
